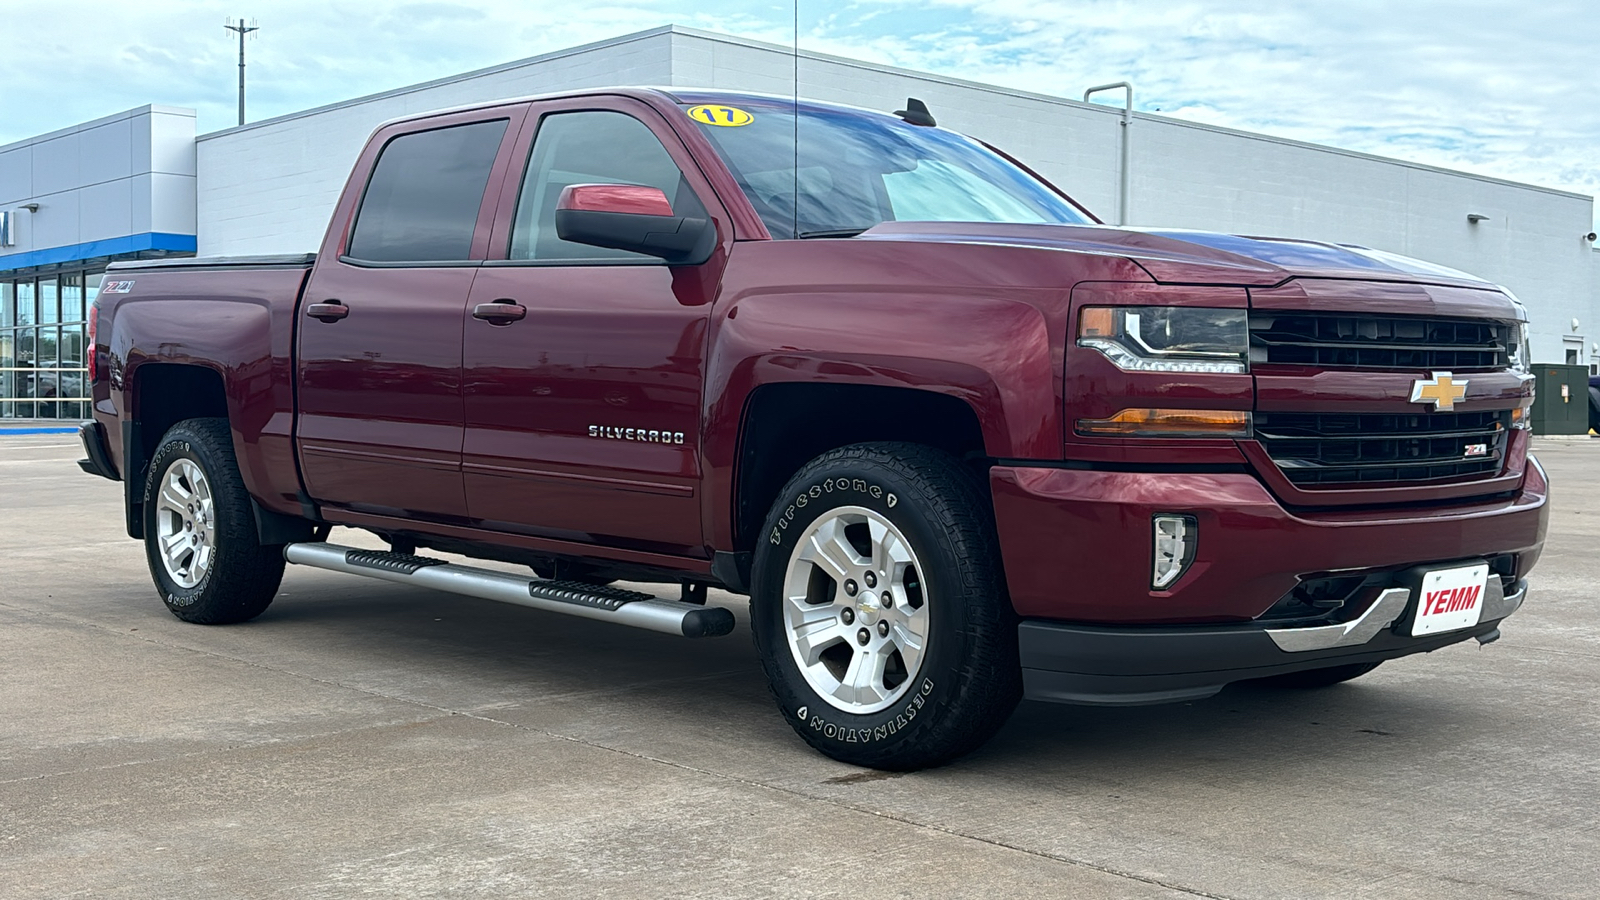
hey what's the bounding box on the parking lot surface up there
[2,433,1597,899]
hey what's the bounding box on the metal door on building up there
[1530,364,1589,435]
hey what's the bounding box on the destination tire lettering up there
[801,679,934,744]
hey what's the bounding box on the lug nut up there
[883,593,893,608]
[857,627,871,645]
[841,608,855,625]
[843,579,858,597]
[863,571,877,589]
[877,621,889,637]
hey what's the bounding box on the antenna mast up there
[224,17,261,126]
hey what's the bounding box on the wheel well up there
[733,383,988,551]
[132,364,229,464]
[124,364,230,540]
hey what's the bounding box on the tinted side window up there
[510,111,706,262]
[347,119,508,262]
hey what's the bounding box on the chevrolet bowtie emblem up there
[1410,371,1468,411]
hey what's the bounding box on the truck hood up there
[857,221,1495,290]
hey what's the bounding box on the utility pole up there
[224,17,260,126]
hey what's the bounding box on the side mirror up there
[554,184,714,263]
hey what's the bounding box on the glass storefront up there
[2,270,99,420]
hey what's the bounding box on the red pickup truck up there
[78,88,1548,770]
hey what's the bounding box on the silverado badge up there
[1410,371,1467,412]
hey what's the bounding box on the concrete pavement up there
[2,433,1597,898]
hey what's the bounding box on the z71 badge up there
[101,279,136,294]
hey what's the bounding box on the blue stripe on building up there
[0,232,197,273]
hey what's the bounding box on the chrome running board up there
[283,542,735,638]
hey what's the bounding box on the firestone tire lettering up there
[749,442,1022,771]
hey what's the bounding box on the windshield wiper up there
[796,228,868,239]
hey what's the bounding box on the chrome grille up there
[1255,410,1509,487]
[1250,313,1510,370]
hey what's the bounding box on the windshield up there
[679,97,1092,239]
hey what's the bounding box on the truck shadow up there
[257,575,1493,777]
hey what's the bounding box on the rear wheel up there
[1257,661,1382,689]
[750,443,1021,770]
[143,418,285,624]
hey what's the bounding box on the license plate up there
[1411,563,1489,636]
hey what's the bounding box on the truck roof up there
[366,87,919,134]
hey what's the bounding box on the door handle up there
[472,299,527,324]
[305,300,349,322]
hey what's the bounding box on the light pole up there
[1083,82,1134,226]
[224,17,260,127]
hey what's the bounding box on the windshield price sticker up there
[687,104,754,127]
[1411,563,1489,636]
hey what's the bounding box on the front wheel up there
[750,443,1021,770]
[143,418,285,624]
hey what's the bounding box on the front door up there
[461,100,726,556]
[297,112,519,521]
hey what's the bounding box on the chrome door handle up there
[305,300,348,322]
[472,299,526,324]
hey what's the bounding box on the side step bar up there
[283,542,735,638]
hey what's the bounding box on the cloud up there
[798,0,1600,227]
[0,0,1595,230]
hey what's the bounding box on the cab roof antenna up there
[894,98,936,127]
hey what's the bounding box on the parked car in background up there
[1590,374,1599,432]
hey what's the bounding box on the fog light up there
[1152,514,1197,590]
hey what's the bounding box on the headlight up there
[1078,306,1248,374]
[1496,286,1531,375]
[1507,321,1530,374]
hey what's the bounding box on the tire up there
[143,418,285,624]
[750,443,1021,770]
[1256,661,1382,689]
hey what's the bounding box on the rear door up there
[460,97,730,556]
[297,107,524,521]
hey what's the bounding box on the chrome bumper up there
[1266,577,1526,653]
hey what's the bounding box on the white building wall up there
[0,105,196,267]
[195,32,675,256]
[192,25,1598,367]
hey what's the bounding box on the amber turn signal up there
[1078,307,1115,338]
[1077,408,1252,438]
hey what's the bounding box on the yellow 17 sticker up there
[687,104,754,127]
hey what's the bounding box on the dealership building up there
[3,25,1597,420]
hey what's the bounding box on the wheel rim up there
[782,506,930,715]
[154,458,216,589]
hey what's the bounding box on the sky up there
[2,0,1597,232]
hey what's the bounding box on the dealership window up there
[0,271,96,420]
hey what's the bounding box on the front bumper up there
[1020,578,1526,705]
[990,462,1548,623]
[991,457,1547,706]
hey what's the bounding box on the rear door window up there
[347,119,509,263]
